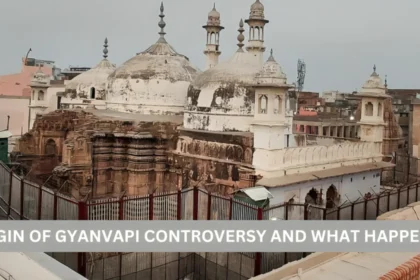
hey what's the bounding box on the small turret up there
[203,4,224,70]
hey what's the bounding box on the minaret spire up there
[103,38,109,59]
[203,3,224,69]
[158,2,166,41]
[237,19,245,52]
[267,48,275,61]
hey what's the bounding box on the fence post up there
[407,186,410,206]
[397,188,401,209]
[376,196,380,217]
[351,203,354,220]
[118,197,124,220]
[304,204,308,220]
[363,200,368,220]
[417,184,419,201]
[177,190,182,220]
[20,179,24,220]
[37,184,43,220]
[254,208,263,277]
[53,193,58,220]
[7,170,12,218]
[336,206,340,220]
[193,187,198,220]
[387,192,391,212]
[285,203,289,220]
[77,201,88,277]
[229,197,233,220]
[149,193,154,221]
[207,192,212,220]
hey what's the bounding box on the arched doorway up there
[326,185,339,209]
[305,188,319,205]
[45,139,57,155]
[90,87,96,99]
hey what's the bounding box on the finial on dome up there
[158,2,166,40]
[385,75,388,88]
[103,37,109,59]
[373,64,376,73]
[213,3,216,10]
[237,19,245,51]
[267,48,275,61]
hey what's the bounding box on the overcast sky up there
[0,0,419,92]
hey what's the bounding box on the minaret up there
[245,0,269,64]
[355,65,390,147]
[251,49,293,177]
[203,4,224,70]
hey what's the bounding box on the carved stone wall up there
[13,110,180,199]
[168,129,255,195]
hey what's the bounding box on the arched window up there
[45,139,57,155]
[365,102,373,116]
[326,185,339,209]
[38,90,44,101]
[90,87,96,99]
[377,102,382,117]
[259,95,267,114]
[273,95,282,114]
[210,32,216,44]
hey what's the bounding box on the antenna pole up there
[7,115,10,130]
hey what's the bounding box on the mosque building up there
[15,1,394,210]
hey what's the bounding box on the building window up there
[90,87,96,99]
[273,95,282,114]
[377,102,382,117]
[259,95,267,114]
[45,139,57,155]
[365,102,373,116]
[38,90,44,101]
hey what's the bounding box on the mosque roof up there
[254,49,292,88]
[192,19,260,89]
[108,3,199,84]
[355,65,390,99]
[65,38,116,92]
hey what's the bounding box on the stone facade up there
[14,109,183,199]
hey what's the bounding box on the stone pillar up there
[318,126,323,136]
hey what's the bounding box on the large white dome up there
[106,3,200,115]
[184,50,262,132]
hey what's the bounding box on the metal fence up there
[1,161,420,278]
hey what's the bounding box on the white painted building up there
[61,38,116,110]
[23,1,396,212]
[28,69,64,129]
[180,0,394,209]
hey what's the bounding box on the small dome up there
[206,4,221,26]
[356,65,390,99]
[65,58,116,98]
[31,69,50,85]
[250,0,265,20]
[255,50,288,86]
